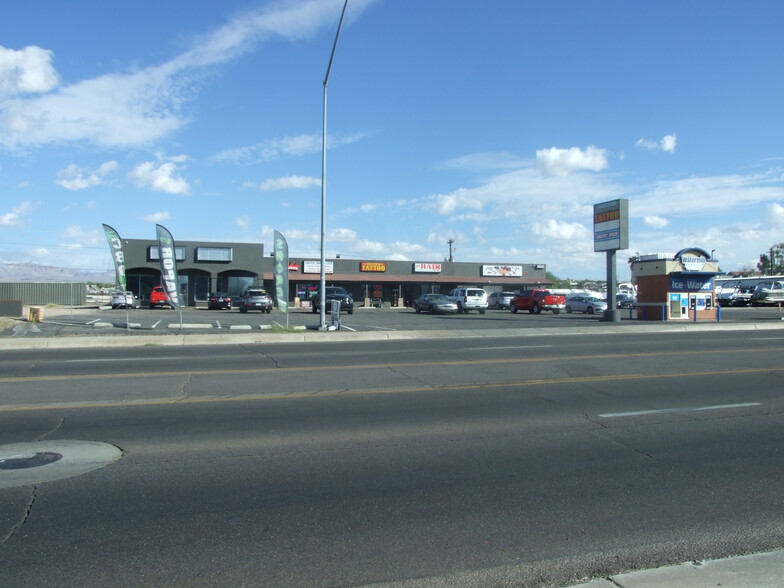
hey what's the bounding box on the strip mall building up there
[119,238,551,307]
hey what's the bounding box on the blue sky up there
[2,0,783,281]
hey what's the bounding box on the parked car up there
[149,286,173,309]
[413,293,459,314]
[207,292,232,310]
[565,295,607,314]
[510,289,566,314]
[311,286,354,314]
[111,291,136,309]
[446,287,488,314]
[616,293,636,309]
[239,289,273,313]
[487,291,515,310]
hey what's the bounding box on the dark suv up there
[239,289,273,313]
[311,286,354,314]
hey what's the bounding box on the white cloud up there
[0,201,35,226]
[440,152,524,171]
[0,1,377,151]
[60,225,101,245]
[129,156,190,195]
[536,146,608,176]
[643,215,670,229]
[213,132,370,164]
[489,247,521,257]
[0,45,59,99]
[636,133,677,153]
[327,227,358,242]
[765,202,784,229]
[661,134,677,153]
[143,211,171,223]
[631,169,784,218]
[235,215,250,230]
[258,175,321,191]
[434,188,484,215]
[55,160,118,190]
[531,219,591,242]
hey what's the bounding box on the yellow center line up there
[2,346,782,384]
[1,366,782,413]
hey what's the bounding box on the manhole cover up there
[0,451,63,470]
[0,441,122,488]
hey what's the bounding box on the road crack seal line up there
[237,345,282,368]
[0,486,37,545]
[36,418,64,441]
[173,374,194,402]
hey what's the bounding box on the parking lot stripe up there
[598,402,761,418]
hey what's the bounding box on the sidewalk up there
[568,549,784,587]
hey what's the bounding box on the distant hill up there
[0,262,114,284]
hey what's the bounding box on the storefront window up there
[297,284,318,301]
[228,276,254,296]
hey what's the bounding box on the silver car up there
[487,291,515,310]
[110,291,136,309]
[565,295,607,315]
[239,289,273,313]
[413,293,459,314]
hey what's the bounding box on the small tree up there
[757,242,784,275]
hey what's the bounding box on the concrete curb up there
[2,319,784,350]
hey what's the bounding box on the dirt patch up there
[0,317,17,331]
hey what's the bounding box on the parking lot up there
[5,303,784,339]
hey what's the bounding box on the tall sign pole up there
[319,0,349,331]
[593,199,629,322]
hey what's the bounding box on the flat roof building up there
[120,237,552,307]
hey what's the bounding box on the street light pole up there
[319,0,349,330]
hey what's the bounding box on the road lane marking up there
[0,371,780,413]
[469,345,554,350]
[152,320,162,329]
[2,348,784,384]
[598,402,762,418]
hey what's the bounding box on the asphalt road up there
[2,327,784,586]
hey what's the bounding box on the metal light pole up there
[319,0,349,330]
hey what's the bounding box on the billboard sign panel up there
[482,265,523,277]
[593,199,629,252]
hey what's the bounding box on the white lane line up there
[215,321,222,329]
[340,325,356,332]
[599,402,761,418]
[469,345,554,351]
[151,320,162,329]
[86,319,101,325]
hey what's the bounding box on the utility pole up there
[447,239,454,262]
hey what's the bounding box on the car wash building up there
[118,237,552,307]
[631,247,722,321]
